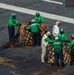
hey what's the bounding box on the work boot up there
[65,63,70,67]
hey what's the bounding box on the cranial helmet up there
[60,28,64,33]
[11,13,16,16]
[11,13,16,19]
[71,34,74,39]
[60,28,64,31]
[36,12,40,16]
[46,31,51,36]
[31,19,35,22]
[56,21,60,26]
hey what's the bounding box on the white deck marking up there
[42,0,62,5]
[0,3,74,24]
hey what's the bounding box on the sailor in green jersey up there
[41,31,54,63]
[52,37,63,68]
[33,12,44,23]
[58,29,67,41]
[68,34,74,63]
[8,13,19,41]
[26,19,40,46]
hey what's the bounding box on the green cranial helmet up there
[71,34,74,39]
[11,13,16,16]
[60,28,64,33]
[60,28,64,31]
[36,12,40,16]
[11,13,16,19]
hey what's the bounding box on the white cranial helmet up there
[46,31,50,36]
[56,21,60,25]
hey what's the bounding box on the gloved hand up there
[16,23,21,27]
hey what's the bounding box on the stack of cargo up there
[39,23,46,37]
[20,23,46,46]
[62,42,71,64]
[24,30,33,46]
[47,44,55,64]
[47,42,71,65]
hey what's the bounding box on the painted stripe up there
[0,3,74,24]
[42,0,62,5]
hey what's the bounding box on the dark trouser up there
[8,26,15,41]
[32,32,39,46]
[54,50,63,66]
[70,49,74,62]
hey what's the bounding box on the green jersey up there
[52,40,62,51]
[68,39,74,49]
[26,23,40,32]
[8,16,19,27]
[34,16,44,23]
[44,37,53,43]
[58,32,67,41]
